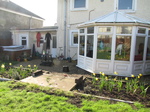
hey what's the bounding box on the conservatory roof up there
[78,11,150,27]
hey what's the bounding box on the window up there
[87,27,94,34]
[118,0,135,11]
[138,28,146,34]
[21,36,27,47]
[70,31,78,47]
[52,36,57,48]
[71,0,87,10]
[79,36,85,56]
[97,35,112,60]
[146,37,150,60]
[117,26,132,34]
[74,0,86,8]
[99,27,112,33]
[86,35,94,58]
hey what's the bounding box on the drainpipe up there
[89,9,95,20]
[64,0,67,58]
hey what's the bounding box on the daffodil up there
[34,65,37,67]
[99,72,102,74]
[114,78,117,81]
[1,64,5,68]
[139,73,143,76]
[93,73,96,76]
[28,65,31,68]
[9,63,12,66]
[125,77,128,80]
[95,78,98,81]
[131,74,134,77]
[102,72,105,76]
[20,65,23,67]
[138,76,140,78]
[105,76,108,80]
[114,71,118,75]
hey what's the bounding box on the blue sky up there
[11,0,57,26]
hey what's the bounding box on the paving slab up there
[21,72,83,91]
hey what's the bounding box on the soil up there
[1,58,150,108]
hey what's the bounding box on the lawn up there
[0,81,149,112]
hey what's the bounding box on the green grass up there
[0,81,149,112]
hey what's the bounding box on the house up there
[0,0,44,46]
[57,0,150,76]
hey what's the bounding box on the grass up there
[0,81,149,112]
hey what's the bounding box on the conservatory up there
[77,11,150,76]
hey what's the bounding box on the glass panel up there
[117,26,132,34]
[99,27,111,33]
[87,27,94,34]
[138,28,146,34]
[134,36,145,61]
[74,0,86,8]
[52,36,57,48]
[148,30,150,35]
[73,33,78,44]
[80,29,84,33]
[118,0,133,10]
[115,36,131,61]
[22,40,26,45]
[86,35,94,58]
[146,37,150,60]
[79,36,85,56]
[97,35,112,60]
[22,37,26,39]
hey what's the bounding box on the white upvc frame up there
[19,33,29,49]
[70,0,88,11]
[114,0,137,12]
[70,30,78,47]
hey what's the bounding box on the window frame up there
[71,0,88,11]
[70,30,78,47]
[116,0,136,12]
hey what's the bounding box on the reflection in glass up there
[80,29,84,33]
[138,28,146,34]
[86,35,94,58]
[99,27,111,33]
[79,36,85,56]
[146,37,150,60]
[134,36,145,61]
[87,27,94,34]
[115,36,131,61]
[117,26,132,34]
[97,35,112,59]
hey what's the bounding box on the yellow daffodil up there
[131,74,134,77]
[9,63,12,66]
[114,71,118,75]
[28,65,31,67]
[139,73,143,76]
[125,77,128,80]
[34,65,37,67]
[93,73,96,76]
[138,76,140,78]
[1,64,5,68]
[99,72,102,74]
[20,65,23,67]
[105,77,108,80]
[95,78,98,81]
[114,78,117,81]
[102,72,105,76]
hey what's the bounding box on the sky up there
[11,0,57,26]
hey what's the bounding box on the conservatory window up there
[79,35,85,56]
[118,0,134,10]
[87,27,94,34]
[146,37,150,60]
[80,29,85,33]
[97,35,112,60]
[115,36,131,61]
[117,26,132,34]
[134,36,145,61]
[138,28,146,34]
[86,35,94,58]
[98,27,112,33]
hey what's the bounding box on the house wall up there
[0,9,43,46]
[57,0,150,60]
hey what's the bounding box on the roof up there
[0,0,44,20]
[78,11,150,27]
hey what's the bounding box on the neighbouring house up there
[0,0,44,46]
[57,0,150,76]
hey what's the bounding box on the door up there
[51,35,57,58]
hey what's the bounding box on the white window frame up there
[70,0,88,11]
[70,30,78,47]
[115,0,137,12]
[19,33,29,49]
